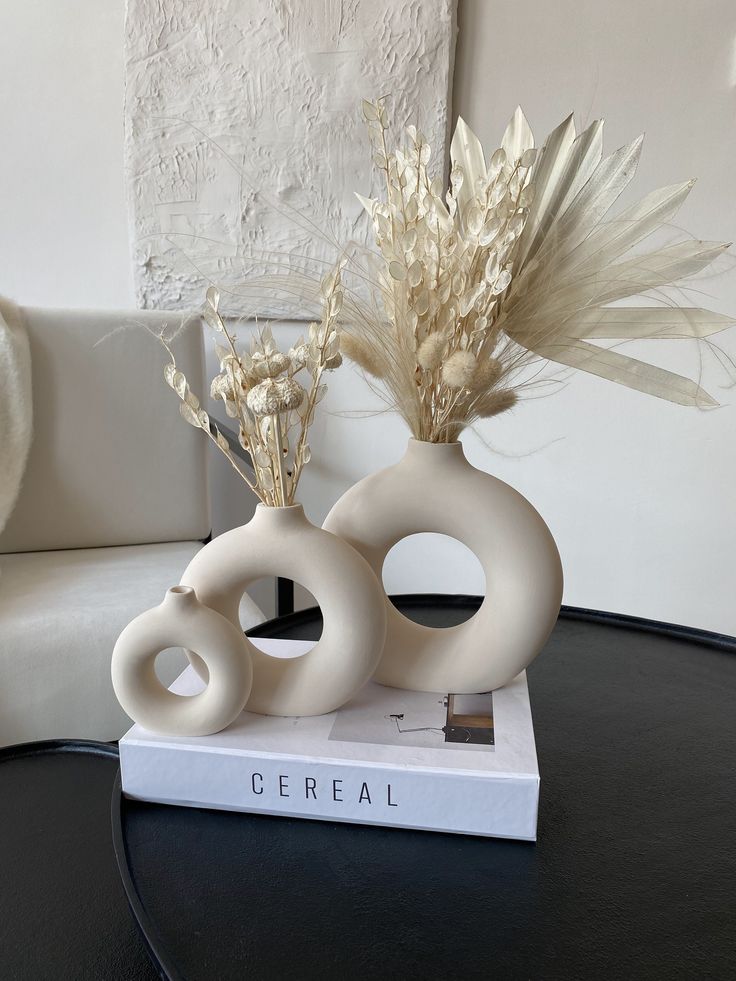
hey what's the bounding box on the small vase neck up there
[403,438,467,463]
[253,502,308,529]
[163,585,198,609]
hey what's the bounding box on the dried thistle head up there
[246,375,305,417]
[162,265,346,508]
[252,350,289,379]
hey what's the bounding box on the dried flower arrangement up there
[337,100,733,442]
[162,266,344,506]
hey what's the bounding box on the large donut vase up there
[323,438,563,694]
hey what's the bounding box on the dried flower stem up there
[272,412,287,507]
[162,267,345,506]
[289,273,343,493]
[161,340,264,501]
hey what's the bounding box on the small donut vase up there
[111,586,253,736]
[323,438,563,694]
[180,503,387,717]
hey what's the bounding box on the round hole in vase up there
[381,533,485,627]
[324,438,563,695]
[246,577,324,641]
[180,503,387,717]
[153,647,197,688]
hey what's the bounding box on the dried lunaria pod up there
[162,269,345,506]
[337,99,734,442]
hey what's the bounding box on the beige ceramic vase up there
[180,504,387,716]
[111,585,253,736]
[323,438,563,694]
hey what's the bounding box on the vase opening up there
[407,437,465,450]
[164,584,198,607]
[381,533,485,627]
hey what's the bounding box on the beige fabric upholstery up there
[0,298,32,534]
[0,543,265,745]
[0,306,265,744]
[0,308,210,553]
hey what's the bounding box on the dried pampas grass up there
[338,332,386,379]
[442,350,478,389]
[417,333,447,371]
[474,388,518,420]
[151,98,734,452]
[472,357,504,391]
[335,99,734,442]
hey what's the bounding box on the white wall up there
[0,1,133,308]
[1,0,734,633]
[449,0,736,633]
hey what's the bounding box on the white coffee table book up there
[119,638,540,841]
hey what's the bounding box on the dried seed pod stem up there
[162,340,265,502]
[273,412,288,507]
[162,264,345,505]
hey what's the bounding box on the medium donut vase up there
[111,585,253,736]
[180,503,387,717]
[323,438,564,694]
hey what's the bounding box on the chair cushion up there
[0,543,265,745]
[0,308,210,553]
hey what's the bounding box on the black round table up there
[112,596,736,981]
[0,740,158,980]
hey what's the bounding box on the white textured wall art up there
[124,0,457,315]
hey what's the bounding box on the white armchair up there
[0,307,264,745]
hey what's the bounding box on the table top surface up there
[115,597,736,981]
[0,740,157,981]
[2,597,734,981]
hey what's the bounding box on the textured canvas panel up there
[124,0,457,314]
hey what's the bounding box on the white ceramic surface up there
[324,439,564,693]
[180,504,387,716]
[111,585,253,736]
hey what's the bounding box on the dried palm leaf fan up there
[339,100,733,442]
